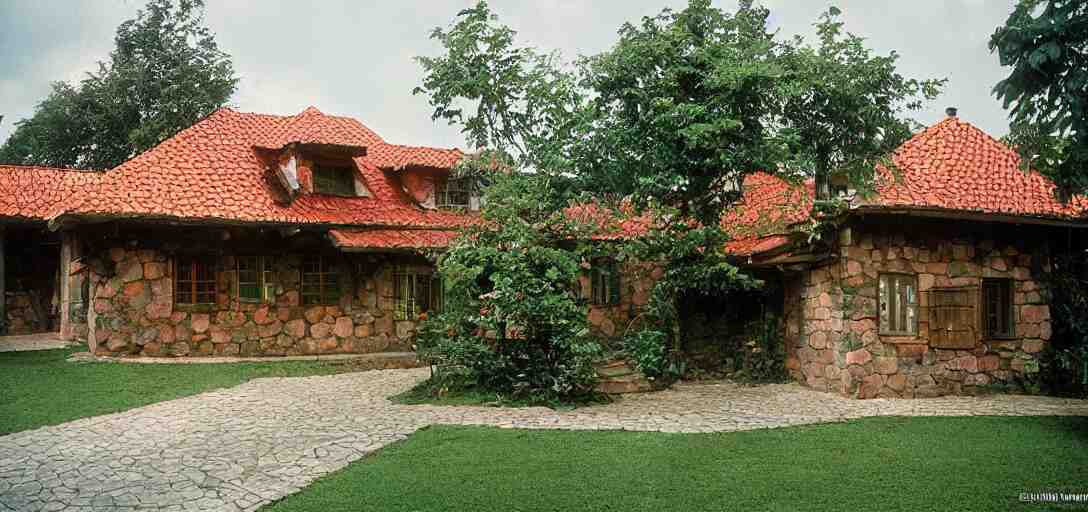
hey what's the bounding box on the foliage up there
[266,418,1088,512]
[731,315,788,383]
[413,2,583,174]
[0,0,237,169]
[573,1,786,222]
[990,0,1088,196]
[415,171,603,400]
[619,217,762,381]
[1038,254,1088,397]
[777,8,944,199]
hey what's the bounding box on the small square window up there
[175,255,217,305]
[436,177,473,209]
[312,164,357,196]
[879,273,917,335]
[301,255,341,305]
[237,256,276,303]
[393,268,444,321]
[982,278,1015,339]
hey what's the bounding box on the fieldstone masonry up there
[785,223,1051,398]
[87,245,424,357]
[3,291,41,335]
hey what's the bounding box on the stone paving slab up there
[0,333,71,353]
[2,368,1086,511]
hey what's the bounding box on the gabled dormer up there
[273,143,370,201]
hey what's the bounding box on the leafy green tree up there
[990,0,1088,196]
[414,2,583,173]
[777,7,944,199]
[0,0,236,169]
[573,1,786,222]
[416,168,603,400]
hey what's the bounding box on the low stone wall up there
[786,221,1051,398]
[4,291,44,335]
[88,245,424,357]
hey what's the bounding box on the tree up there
[0,0,237,170]
[414,2,583,174]
[777,8,944,199]
[573,1,787,223]
[990,0,1088,197]
[416,168,603,400]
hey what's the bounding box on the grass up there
[0,346,344,435]
[264,416,1088,512]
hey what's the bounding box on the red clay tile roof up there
[367,144,464,171]
[328,228,460,251]
[564,202,656,240]
[720,172,814,257]
[865,117,1088,219]
[0,165,102,222]
[59,107,471,228]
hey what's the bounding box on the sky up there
[0,0,1018,151]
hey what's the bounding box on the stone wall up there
[786,220,1051,398]
[4,291,45,335]
[581,261,660,341]
[88,245,430,357]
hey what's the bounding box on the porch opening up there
[2,227,63,336]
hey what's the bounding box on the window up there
[237,256,276,303]
[983,279,1015,338]
[591,258,621,306]
[312,163,356,196]
[175,255,217,305]
[878,273,917,335]
[436,176,472,209]
[393,268,444,321]
[301,255,340,305]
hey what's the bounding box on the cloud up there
[1,0,1018,152]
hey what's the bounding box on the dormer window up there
[436,176,473,209]
[312,163,357,196]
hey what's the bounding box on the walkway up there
[0,333,70,353]
[1,368,1086,511]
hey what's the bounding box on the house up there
[2,105,1085,398]
[2,106,479,357]
[720,110,1088,398]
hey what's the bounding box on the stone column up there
[59,231,75,340]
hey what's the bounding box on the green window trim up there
[393,268,444,321]
[237,256,276,303]
[878,273,918,336]
[301,255,341,306]
[312,164,357,196]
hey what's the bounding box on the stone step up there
[596,378,654,394]
[596,364,638,378]
[594,358,654,394]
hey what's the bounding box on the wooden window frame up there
[591,258,622,306]
[982,278,1016,339]
[237,256,275,303]
[301,255,340,306]
[393,268,444,321]
[311,162,357,197]
[436,176,473,209]
[174,255,217,306]
[878,273,918,336]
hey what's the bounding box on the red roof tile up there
[367,143,463,171]
[329,228,460,251]
[866,117,1088,219]
[564,202,656,240]
[0,165,102,222]
[60,107,471,229]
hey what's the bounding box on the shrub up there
[1039,254,1088,397]
[416,168,603,401]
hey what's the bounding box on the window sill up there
[174,303,217,313]
[880,335,921,344]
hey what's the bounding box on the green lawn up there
[0,347,342,435]
[265,417,1088,512]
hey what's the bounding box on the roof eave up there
[852,205,1088,228]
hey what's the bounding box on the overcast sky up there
[1,0,1018,151]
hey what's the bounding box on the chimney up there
[945,107,958,118]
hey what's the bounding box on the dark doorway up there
[3,227,62,335]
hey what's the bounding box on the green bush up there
[416,167,603,401]
[732,315,788,383]
[622,329,683,380]
[1040,255,1088,397]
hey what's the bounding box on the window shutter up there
[609,261,621,305]
[927,287,978,349]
